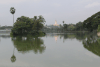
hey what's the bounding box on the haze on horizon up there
[0,0,100,26]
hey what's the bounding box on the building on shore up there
[0,26,13,31]
[54,20,59,26]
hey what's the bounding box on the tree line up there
[10,7,100,34]
[63,11,100,32]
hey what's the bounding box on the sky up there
[0,0,100,26]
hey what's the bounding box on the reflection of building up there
[54,36,58,42]
[54,20,59,26]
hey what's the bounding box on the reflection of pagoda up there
[54,20,59,26]
[54,36,58,42]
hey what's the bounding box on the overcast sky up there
[0,0,100,26]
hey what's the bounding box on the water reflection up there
[47,32,88,42]
[11,47,16,63]
[75,33,87,41]
[47,32,100,57]
[11,36,46,54]
[0,35,10,39]
[1,32,100,66]
[54,36,58,42]
[48,32,100,57]
[11,54,16,62]
[83,33,100,57]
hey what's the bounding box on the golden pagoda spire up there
[54,20,59,26]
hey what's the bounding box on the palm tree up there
[62,21,65,32]
[62,21,64,24]
[10,7,15,25]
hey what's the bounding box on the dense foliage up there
[10,7,15,14]
[11,15,45,35]
[97,25,100,32]
[62,22,85,31]
[61,11,100,32]
[83,11,100,32]
[75,22,84,31]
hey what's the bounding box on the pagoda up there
[54,20,59,26]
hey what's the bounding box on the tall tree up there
[10,7,16,25]
[75,21,83,31]
[83,11,100,32]
[63,24,68,31]
[62,21,64,24]
[32,16,45,32]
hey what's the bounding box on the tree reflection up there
[62,32,87,42]
[46,33,88,42]
[11,47,16,63]
[83,34,100,56]
[12,36,46,54]
[11,54,16,63]
[75,32,87,41]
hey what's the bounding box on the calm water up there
[0,33,100,67]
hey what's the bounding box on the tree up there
[10,7,16,25]
[32,15,45,32]
[75,21,83,31]
[62,21,64,24]
[63,24,68,31]
[12,16,33,35]
[11,16,45,35]
[97,25,100,32]
[83,11,100,32]
[67,24,75,31]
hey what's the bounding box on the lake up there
[0,32,100,67]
